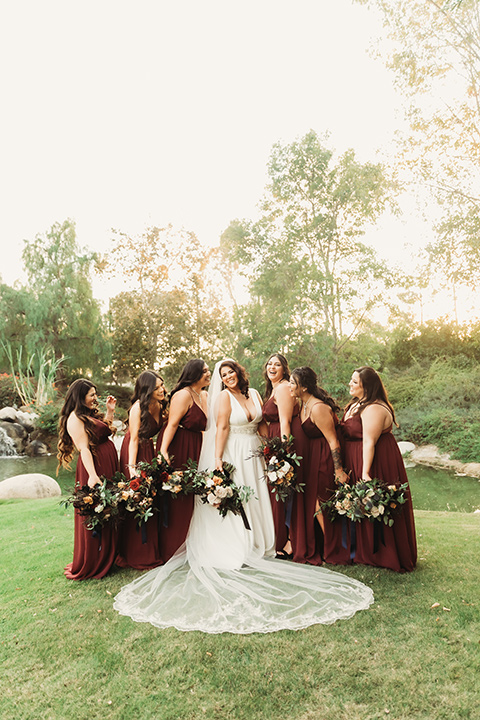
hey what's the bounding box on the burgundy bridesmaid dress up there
[156,402,206,562]
[64,418,119,580]
[117,413,164,570]
[262,396,308,563]
[301,413,338,566]
[325,413,417,572]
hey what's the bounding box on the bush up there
[0,373,21,407]
[396,406,480,463]
[36,402,60,436]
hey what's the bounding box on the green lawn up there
[1,499,479,720]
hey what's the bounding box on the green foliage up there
[0,373,21,407]
[1,341,63,408]
[20,219,110,376]
[103,227,229,383]
[220,131,396,382]
[397,406,480,463]
[356,0,480,317]
[36,402,61,436]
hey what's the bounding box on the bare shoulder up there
[311,401,334,422]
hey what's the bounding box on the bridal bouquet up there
[254,435,303,502]
[194,462,254,529]
[60,474,124,532]
[321,477,409,526]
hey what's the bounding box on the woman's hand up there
[87,473,102,488]
[335,469,349,485]
[106,395,117,412]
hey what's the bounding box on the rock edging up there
[406,443,480,480]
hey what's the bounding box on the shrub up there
[0,373,21,407]
[36,402,61,436]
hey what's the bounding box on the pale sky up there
[1,0,428,306]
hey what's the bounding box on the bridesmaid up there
[261,353,307,563]
[117,370,166,570]
[58,379,119,580]
[157,359,210,561]
[332,366,417,572]
[289,367,348,566]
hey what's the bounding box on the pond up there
[0,453,479,512]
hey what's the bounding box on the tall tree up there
[221,131,393,375]
[102,226,228,382]
[356,0,480,312]
[21,219,109,376]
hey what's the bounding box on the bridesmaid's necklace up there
[302,395,313,418]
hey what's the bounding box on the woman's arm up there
[275,383,295,438]
[104,395,116,423]
[214,391,232,471]
[360,405,390,481]
[66,413,101,488]
[159,389,191,464]
[310,403,348,484]
[126,401,141,479]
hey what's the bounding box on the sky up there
[1,0,431,307]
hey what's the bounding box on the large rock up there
[397,441,416,456]
[25,439,50,457]
[0,407,18,423]
[15,409,38,433]
[0,473,61,499]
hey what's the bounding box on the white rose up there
[94,504,104,513]
[267,471,278,482]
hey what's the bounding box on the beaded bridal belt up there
[229,426,258,435]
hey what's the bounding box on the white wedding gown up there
[114,381,374,634]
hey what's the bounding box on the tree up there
[220,131,394,377]
[21,219,110,376]
[356,0,480,313]
[102,226,229,382]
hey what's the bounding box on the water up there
[0,427,17,456]
[0,454,479,512]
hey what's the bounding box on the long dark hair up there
[345,366,397,425]
[290,367,340,414]
[219,360,250,398]
[263,353,290,401]
[170,359,207,400]
[57,378,105,470]
[129,370,166,440]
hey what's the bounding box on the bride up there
[113,360,374,634]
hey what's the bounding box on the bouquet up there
[254,435,303,502]
[321,477,409,526]
[159,458,199,498]
[194,462,254,529]
[60,473,124,533]
[117,467,159,527]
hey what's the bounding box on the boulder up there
[0,420,27,453]
[25,439,50,457]
[15,409,38,433]
[0,406,18,423]
[397,441,416,456]
[0,473,61,499]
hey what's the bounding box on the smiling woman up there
[57,378,120,580]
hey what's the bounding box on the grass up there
[1,499,479,720]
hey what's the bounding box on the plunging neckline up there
[228,390,257,423]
